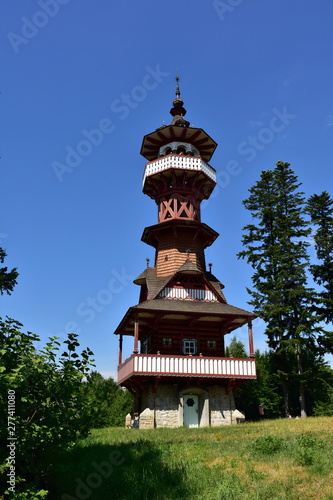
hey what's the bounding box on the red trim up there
[118,334,123,366]
[118,371,256,385]
[128,372,256,379]
[121,352,255,362]
[189,129,202,142]
[133,317,139,353]
[248,319,255,357]
[146,136,161,145]
[157,130,168,142]
[180,127,188,140]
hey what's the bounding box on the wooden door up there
[183,394,199,428]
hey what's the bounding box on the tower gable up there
[158,276,220,302]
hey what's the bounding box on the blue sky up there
[1,0,332,377]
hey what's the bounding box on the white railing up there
[159,287,219,301]
[118,354,256,384]
[142,155,216,188]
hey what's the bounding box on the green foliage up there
[225,336,248,358]
[313,379,333,416]
[0,317,95,497]
[306,191,333,351]
[233,349,283,419]
[0,248,18,295]
[81,371,133,428]
[238,161,327,417]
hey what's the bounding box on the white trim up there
[159,287,219,302]
[118,354,256,383]
[143,155,216,187]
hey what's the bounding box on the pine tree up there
[306,192,333,339]
[0,248,18,295]
[238,161,323,417]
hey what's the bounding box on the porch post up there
[118,334,123,366]
[248,319,255,357]
[133,316,139,354]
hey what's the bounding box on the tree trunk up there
[297,345,307,417]
[282,381,290,417]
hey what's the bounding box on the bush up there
[81,371,133,428]
[0,317,95,498]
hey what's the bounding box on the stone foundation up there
[209,385,240,426]
[126,383,245,429]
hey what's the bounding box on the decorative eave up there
[113,300,257,337]
[141,219,219,249]
[140,125,218,163]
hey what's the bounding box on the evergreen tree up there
[0,247,18,295]
[234,349,283,420]
[306,191,333,353]
[238,161,323,417]
[225,335,248,358]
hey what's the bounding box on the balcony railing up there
[142,155,216,188]
[117,353,256,384]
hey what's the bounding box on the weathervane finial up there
[175,74,180,100]
[169,73,189,125]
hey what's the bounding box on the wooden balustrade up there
[117,353,256,384]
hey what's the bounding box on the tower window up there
[182,339,197,355]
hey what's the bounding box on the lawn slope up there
[50,417,333,500]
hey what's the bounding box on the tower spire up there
[175,74,181,100]
[169,74,189,126]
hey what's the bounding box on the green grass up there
[49,417,333,500]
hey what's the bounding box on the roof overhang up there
[141,220,219,249]
[113,301,257,337]
[140,125,218,163]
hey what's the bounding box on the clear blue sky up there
[1,0,332,377]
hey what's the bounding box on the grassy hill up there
[49,417,333,500]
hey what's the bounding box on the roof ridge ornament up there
[170,75,190,127]
[175,74,181,100]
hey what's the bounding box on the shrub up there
[0,317,95,497]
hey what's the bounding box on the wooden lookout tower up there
[115,79,257,428]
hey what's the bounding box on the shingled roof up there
[133,299,255,317]
[114,297,256,337]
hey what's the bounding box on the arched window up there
[177,146,186,155]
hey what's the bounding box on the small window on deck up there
[182,339,197,355]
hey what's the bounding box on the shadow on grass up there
[48,439,190,500]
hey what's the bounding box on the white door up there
[183,395,199,428]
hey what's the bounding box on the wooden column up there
[248,319,255,357]
[133,316,139,354]
[118,334,123,366]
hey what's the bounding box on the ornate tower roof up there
[140,77,217,163]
